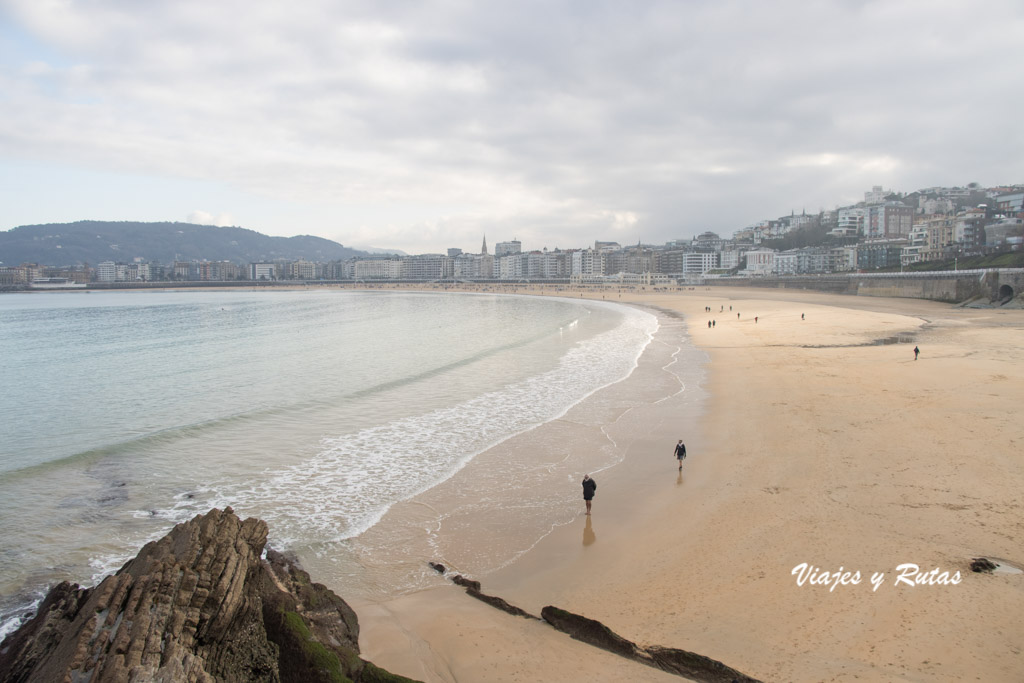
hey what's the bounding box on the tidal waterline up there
[1,288,682,635]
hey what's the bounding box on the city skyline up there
[2,1,1022,255]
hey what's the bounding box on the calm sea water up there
[0,289,657,637]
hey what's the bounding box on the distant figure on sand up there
[914,346,920,360]
[674,440,687,469]
[801,313,805,320]
[582,474,597,514]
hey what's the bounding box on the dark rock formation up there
[970,557,998,573]
[541,606,645,660]
[463,590,537,620]
[449,574,481,593]
[647,645,761,683]
[541,606,760,683]
[0,507,419,683]
[427,562,446,574]
[435,569,759,679]
[440,570,537,620]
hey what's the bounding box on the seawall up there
[705,268,1024,304]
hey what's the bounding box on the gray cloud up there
[2,0,1022,253]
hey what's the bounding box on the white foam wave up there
[162,303,657,547]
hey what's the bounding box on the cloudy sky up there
[1,1,1021,254]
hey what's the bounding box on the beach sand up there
[355,287,1024,682]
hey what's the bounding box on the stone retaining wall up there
[706,269,1024,304]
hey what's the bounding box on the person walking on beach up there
[582,475,597,515]
[674,440,687,469]
[914,345,920,360]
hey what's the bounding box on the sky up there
[1,1,1022,255]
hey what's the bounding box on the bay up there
[0,288,657,637]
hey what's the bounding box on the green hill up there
[0,221,367,266]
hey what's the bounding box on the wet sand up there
[355,286,1024,682]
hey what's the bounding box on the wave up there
[154,303,658,547]
[0,296,661,637]
[0,309,583,481]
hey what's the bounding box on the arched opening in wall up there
[998,284,1014,302]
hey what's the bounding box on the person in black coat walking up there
[674,440,687,470]
[582,474,597,515]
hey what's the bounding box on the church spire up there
[481,234,488,255]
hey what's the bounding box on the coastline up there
[350,295,706,682]
[354,286,1024,682]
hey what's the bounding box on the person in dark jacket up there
[582,474,597,515]
[674,440,687,470]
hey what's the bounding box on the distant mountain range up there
[0,221,376,267]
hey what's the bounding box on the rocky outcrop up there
[428,561,759,682]
[970,557,998,573]
[429,563,537,620]
[541,606,644,660]
[449,574,482,593]
[0,507,418,683]
[541,606,760,683]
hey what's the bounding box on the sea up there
[0,288,662,639]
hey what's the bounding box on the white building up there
[799,247,833,274]
[494,240,522,258]
[453,253,486,278]
[497,253,524,279]
[786,213,814,230]
[536,250,572,278]
[774,251,798,275]
[96,261,118,282]
[352,259,400,279]
[830,207,864,237]
[289,260,317,280]
[572,249,606,277]
[920,197,955,215]
[249,263,276,280]
[682,252,718,275]
[864,185,887,204]
[985,218,1024,246]
[599,272,673,286]
[123,262,151,281]
[691,231,724,250]
[743,249,775,276]
[452,253,494,279]
[902,225,929,266]
[719,249,744,270]
[831,246,858,272]
[401,254,452,279]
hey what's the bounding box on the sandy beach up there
[353,286,1023,682]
